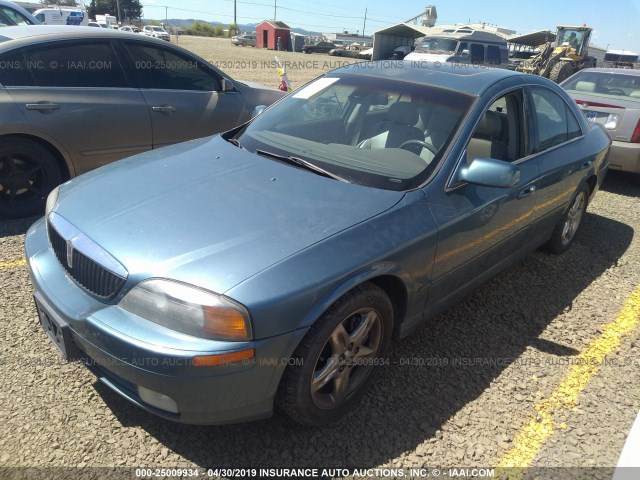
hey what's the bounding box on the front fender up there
[299,261,414,330]
[226,189,438,340]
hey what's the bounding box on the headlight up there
[119,279,252,341]
[45,186,60,216]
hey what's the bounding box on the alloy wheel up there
[561,191,586,246]
[311,307,383,409]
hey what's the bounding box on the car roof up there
[331,60,526,96]
[0,25,164,47]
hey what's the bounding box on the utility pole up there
[274,0,277,20]
[116,0,121,24]
[234,0,236,26]
[165,6,168,25]
[362,7,367,37]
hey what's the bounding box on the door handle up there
[152,105,176,113]
[25,103,60,111]
[517,185,536,199]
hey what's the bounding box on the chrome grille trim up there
[47,212,128,298]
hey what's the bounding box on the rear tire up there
[0,138,62,218]
[277,283,393,426]
[544,184,589,254]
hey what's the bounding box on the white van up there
[95,14,117,28]
[405,28,508,67]
[33,7,88,26]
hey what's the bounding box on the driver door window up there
[465,90,526,166]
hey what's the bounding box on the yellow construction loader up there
[516,25,597,83]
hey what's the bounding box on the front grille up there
[47,219,126,299]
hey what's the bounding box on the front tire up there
[544,184,589,254]
[0,138,62,218]
[277,283,393,426]
[549,61,574,83]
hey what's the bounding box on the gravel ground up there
[1,36,640,479]
[174,36,361,90]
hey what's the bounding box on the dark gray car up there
[0,26,285,217]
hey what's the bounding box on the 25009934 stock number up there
[135,468,200,477]
[135,60,199,70]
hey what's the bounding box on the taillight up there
[631,119,640,143]
[575,99,624,109]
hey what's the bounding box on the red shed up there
[256,20,290,50]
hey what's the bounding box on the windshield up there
[415,37,458,54]
[562,71,640,99]
[3,7,34,25]
[152,26,164,32]
[233,74,473,191]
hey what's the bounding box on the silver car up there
[0,26,285,217]
[562,68,640,174]
[231,34,256,47]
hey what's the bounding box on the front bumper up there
[608,141,640,174]
[25,217,306,424]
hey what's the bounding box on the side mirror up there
[221,78,236,92]
[461,49,470,56]
[251,105,267,117]
[459,157,520,188]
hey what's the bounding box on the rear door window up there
[530,87,582,151]
[0,41,128,88]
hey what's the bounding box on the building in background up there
[256,20,290,50]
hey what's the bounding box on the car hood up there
[53,136,404,294]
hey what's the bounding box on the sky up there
[138,0,640,53]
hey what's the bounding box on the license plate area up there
[34,295,82,361]
[583,109,605,124]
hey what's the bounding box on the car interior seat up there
[466,110,508,164]
[358,102,424,150]
[420,105,461,152]
[575,81,597,93]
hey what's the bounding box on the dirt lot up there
[175,36,360,89]
[1,36,640,480]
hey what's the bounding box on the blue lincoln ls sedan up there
[26,62,610,426]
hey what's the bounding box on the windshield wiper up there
[255,149,350,183]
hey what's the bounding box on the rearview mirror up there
[459,157,520,188]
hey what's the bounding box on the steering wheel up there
[606,88,625,96]
[399,139,438,155]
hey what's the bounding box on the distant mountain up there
[151,18,320,36]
